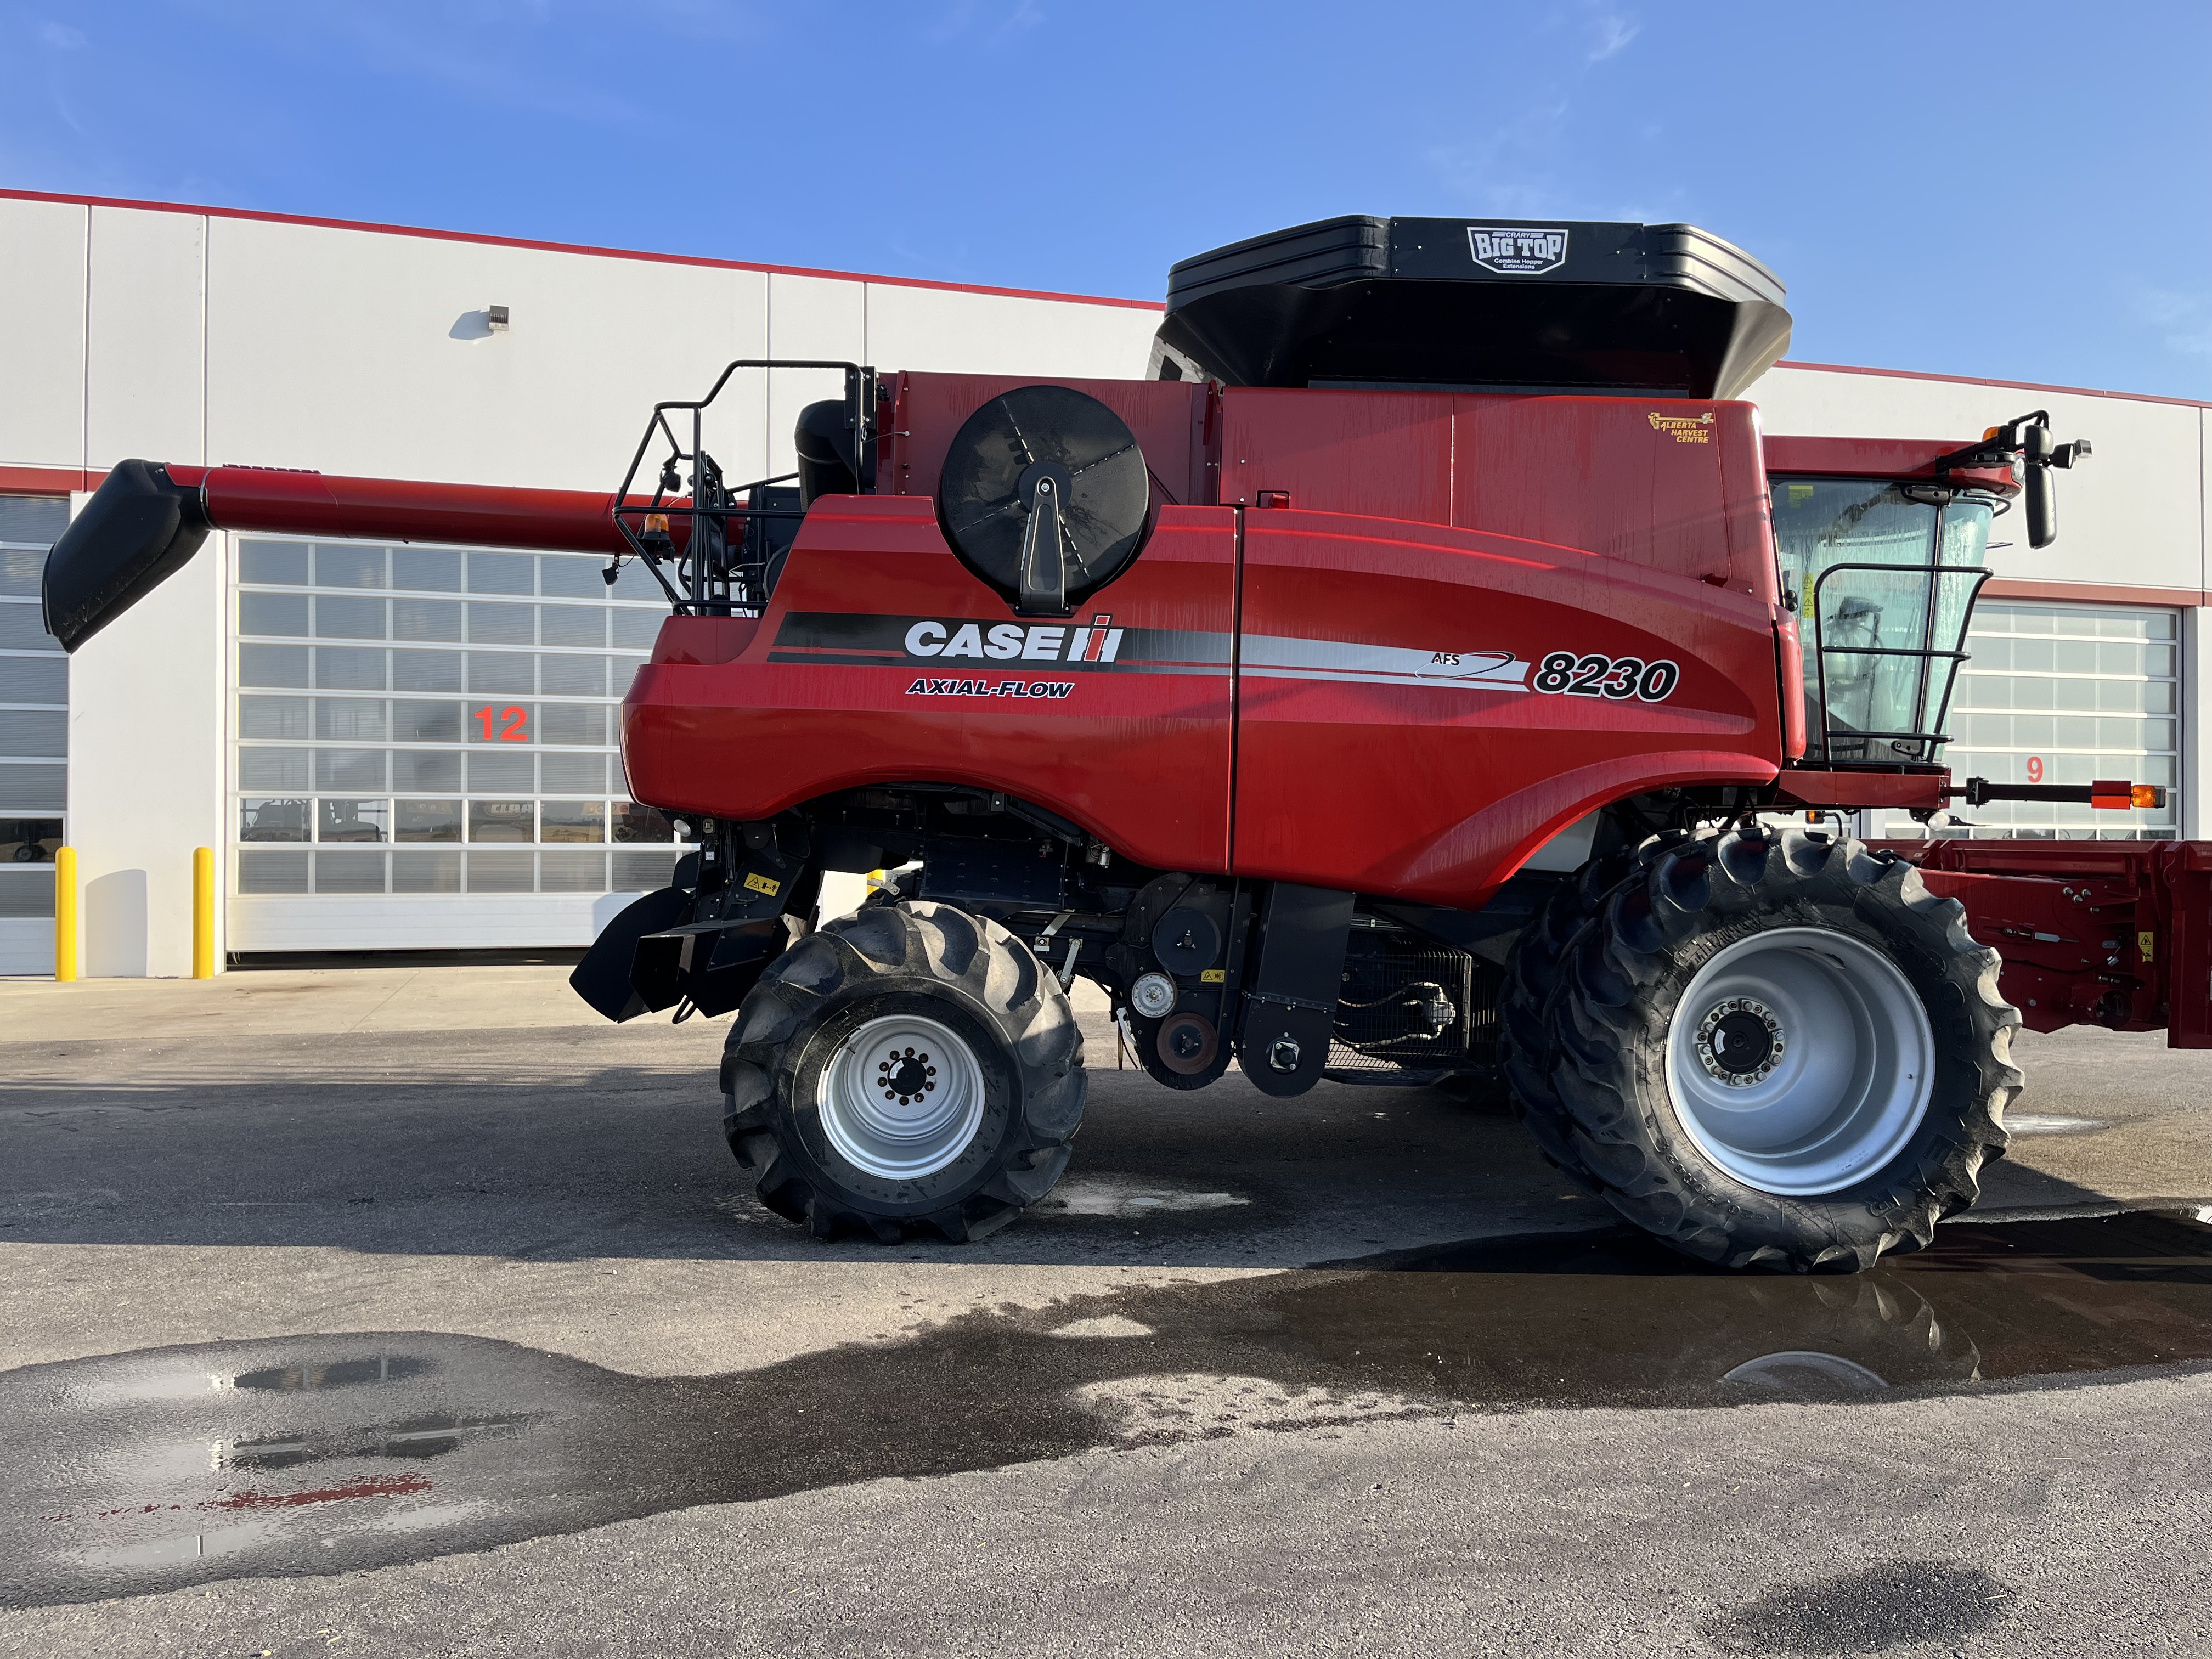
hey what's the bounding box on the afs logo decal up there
[1467,227,1568,275]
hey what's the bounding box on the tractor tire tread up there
[719,900,1084,1244]
[1544,828,2020,1272]
[1497,834,1681,1192]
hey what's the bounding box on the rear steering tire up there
[1537,828,2020,1272]
[720,901,1086,1243]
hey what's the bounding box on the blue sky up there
[5,1,2208,398]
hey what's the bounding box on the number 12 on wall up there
[474,705,529,742]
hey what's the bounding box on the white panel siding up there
[203,218,769,492]
[862,280,1158,379]
[766,272,869,479]
[0,197,88,471]
[85,206,206,470]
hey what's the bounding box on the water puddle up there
[4,1210,2210,1609]
[1035,1178,1255,1217]
[2002,1114,2112,1136]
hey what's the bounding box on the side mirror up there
[1938,410,2083,552]
[2026,466,2057,549]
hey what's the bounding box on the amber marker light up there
[2088,780,2162,810]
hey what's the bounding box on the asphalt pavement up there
[2,964,2210,1656]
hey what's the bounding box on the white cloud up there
[1584,9,1638,61]
[169,1,647,127]
[1423,4,1650,217]
[922,0,1043,44]
[625,0,761,46]
[1424,98,1575,217]
[38,20,88,48]
[2134,287,2212,359]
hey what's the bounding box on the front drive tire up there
[1499,837,1677,1186]
[1543,829,2021,1272]
[720,901,1085,1243]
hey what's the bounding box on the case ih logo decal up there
[1648,411,1716,444]
[904,616,1124,663]
[1467,227,1568,275]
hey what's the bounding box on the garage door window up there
[0,495,69,920]
[232,536,692,897]
[1944,602,2180,839]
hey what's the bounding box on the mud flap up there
[636,916,800,1019]
[569,886,694,1022]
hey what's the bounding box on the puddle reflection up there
[5,1210,2209,1610]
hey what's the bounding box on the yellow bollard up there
[193,846,216,979]
[54,845,77,982]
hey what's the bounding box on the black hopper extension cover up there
[42,459,213,652]
[1152,216,1792,400]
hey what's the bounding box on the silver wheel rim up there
[1663,927,1933,1197]
[817,1012,986,1180]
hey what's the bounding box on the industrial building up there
[2,188,2205,975]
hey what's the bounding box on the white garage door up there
[228,533,691,951]
[1944,600,2180,839]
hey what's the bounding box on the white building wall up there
[87,207,207,470]
[64,489,228,978]
[0,197,88,471]
[765,272,866,479]
[865,280,1158,378]
[200,218,776,492]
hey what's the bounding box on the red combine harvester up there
[44,216,2197,1271]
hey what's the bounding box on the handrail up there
[1808,559,1991,766]
[607,360,877,617]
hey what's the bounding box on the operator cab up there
[1769,415,2089,774]
[1772,475,1997,766]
